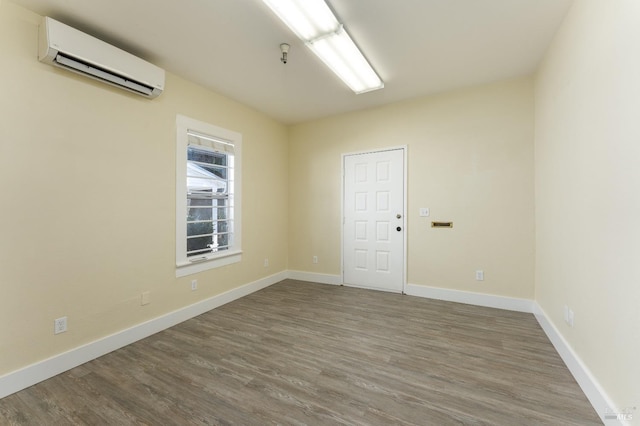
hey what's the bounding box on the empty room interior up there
[0,0,638,424]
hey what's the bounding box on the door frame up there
[341,146,408,294]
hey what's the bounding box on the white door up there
[343,148,405,292]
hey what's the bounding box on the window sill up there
[176,250,242,277]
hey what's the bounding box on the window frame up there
[176,115,242,277]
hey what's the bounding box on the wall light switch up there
[419,208,430,217]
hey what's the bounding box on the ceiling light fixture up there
[262,0,384,94]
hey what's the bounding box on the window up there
[176,115,242,277]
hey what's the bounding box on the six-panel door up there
[343,149,404,292]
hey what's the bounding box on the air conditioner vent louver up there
[38,17,165,99]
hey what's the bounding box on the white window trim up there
[176,114,242,277]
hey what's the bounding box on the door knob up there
[396,214,402,219]
[396,226,402,232]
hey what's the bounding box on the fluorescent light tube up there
[307,27,383,94]
[262,0,339,40]
[262,0,383,94]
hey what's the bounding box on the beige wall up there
[0,1,288,375]
[535,0,640,410]
[5,0,635,413]
[289,78,535,299]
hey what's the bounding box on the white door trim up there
[341,146,408,294]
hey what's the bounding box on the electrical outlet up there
[419,207,430,217]
[264,258,269,267]
[191,280,198,291]
[475,270,484,281]
[141,291,150,306]
[54,316,67,334]
[313,256,318,264]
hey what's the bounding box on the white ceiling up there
[10,0,573,124]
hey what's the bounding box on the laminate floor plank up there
[0,280,601,425]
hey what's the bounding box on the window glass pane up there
[188,203,228,210]
[217,220,229,233]
[214,209,229,220]
[187,164,227,180]
[187,235,213,254]
[187,207,213,221]
[217,232,229,249]
[187,221,214,237]
[188,147,227,166]
[215,201,228,219]
[183,134,235,259]
[188,199,213,207]
[187,165,227,192]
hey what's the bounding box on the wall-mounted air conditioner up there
[38,16,165,99]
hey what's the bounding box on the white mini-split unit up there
[38,17,165,99]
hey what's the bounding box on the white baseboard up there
[0,272,620,426]
[533,303,625,425]
[405,283,534,313]
[0,271,287,400]
[405,283,619,424]
[287,270,342,286]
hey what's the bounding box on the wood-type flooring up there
[0,280,602,425]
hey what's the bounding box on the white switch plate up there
[419,208,430,217]
[568,309,574,327]
[191,280,198,291]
